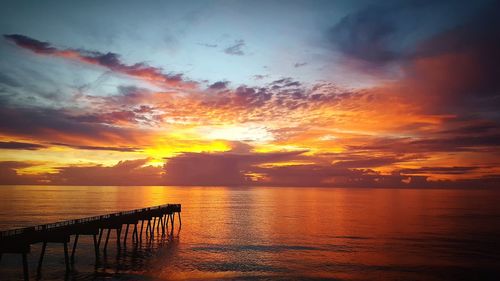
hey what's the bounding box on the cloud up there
[0,159,163,186]
[338,0,500,120]
[328,3,409,64]
[330,155,407,169]
[208,81,229,90]
[164,149,305,186]
[70,107,162,127]
[253,74,268,80]
[327,1,499,70]
[4,34,197,90]
[0,106,147,147]
[0,141,46,150]
[0,161,42,185]
[410,6,500,107]
[400,166,479,175]
[408,135,500,152]
[161,149,500,188]
[224,40,246,56]
[2,5,500,189]
[1,150,499,187]
[271,78,301,88]
[50,142,140,152]
[438,121,498,135]
[293,62,307,68]
[48,158,163,185]
[0,72,21,88]
[347,132,500,154]
[197,42,218,48]
[3,34,56,54]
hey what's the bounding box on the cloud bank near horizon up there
[0,1,499,188]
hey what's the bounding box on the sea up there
[0,186,499,280]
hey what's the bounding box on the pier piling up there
[70,234,79,263]
[22,253,28,281]
[0,204,181,280]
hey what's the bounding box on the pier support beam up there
[146,220,151,237]
[37,241,47,274]
[132,224,138,242]
[63,242,69,271]
[22,253,29,281]
[116,227,122,248]
[0,203,181,280]
[93,234,99,259]
[160,216,165,235]
[140,220,145,241]
[151,217,156,237]
[123,224,130,245]
[157,217,161,234]
[70,234,79,263]
[103,229,111,252]
[97,229,103,249]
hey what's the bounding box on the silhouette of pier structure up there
[0,203,181,280]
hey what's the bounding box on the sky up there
[0,0,499,187]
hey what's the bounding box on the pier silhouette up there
[0,203,181,280]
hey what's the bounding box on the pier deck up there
[0,203,181,280]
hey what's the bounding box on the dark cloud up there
[328,4,408,63]
[327,1,499,66]
[348,133,500,154]
[270,78,301,88]
[331,155,406,169]
[414,1,500,59]
[0,141,46,150]
[197,81,352,117]
[233,86,272,107]
[0,159,162,186]
[162,150,500,188]
[400,166,479,175]
[50,142,139,152]
[408,134,500,152]
[1,151,499,187]
[48,159,163,185]
[164,150,305,186]
[70,107,161,127]
[4,34,196,89]
[412,2,500,104]
[3,34,56,54]
[208,81,229,90]
[0,161,42,185]
[0,106,141,145]
[201,85,273,110]
[438,121,498,136]
[224,40,245,56]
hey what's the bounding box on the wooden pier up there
[0,203,181,280]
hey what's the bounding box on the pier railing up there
[0,203,181,281]
[0,203,180,239]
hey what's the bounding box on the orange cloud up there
[4,34,197,90]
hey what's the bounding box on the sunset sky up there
[0,0,499,187]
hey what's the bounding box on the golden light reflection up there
[143,139,231,162]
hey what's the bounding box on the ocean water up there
[0,186,499,281]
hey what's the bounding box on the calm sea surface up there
[0,186,499,281]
